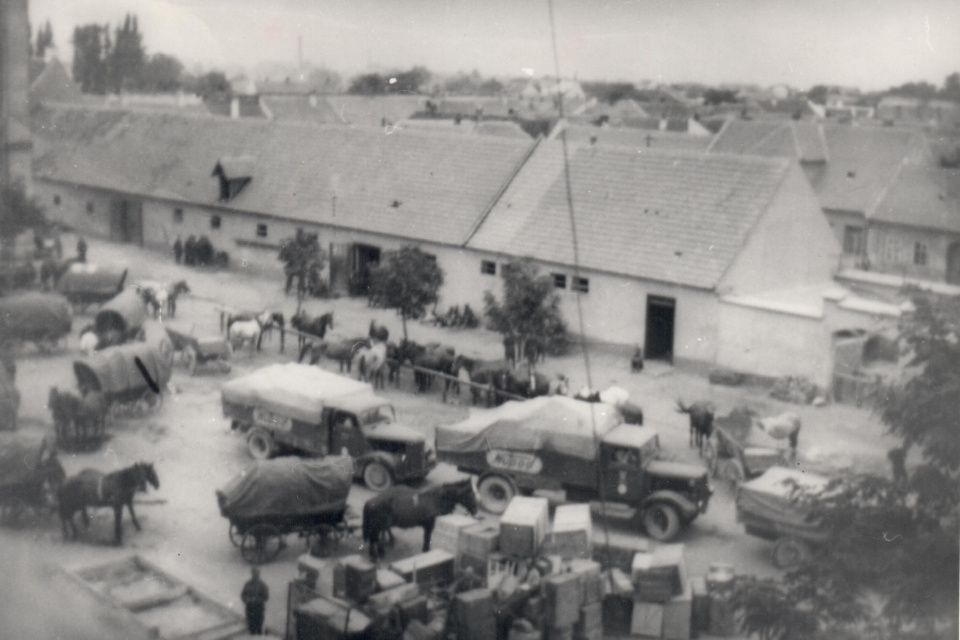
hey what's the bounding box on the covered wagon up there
[93,287,148,344]
[216,456,353,564]
[0,291,72,352]
[73,327,173,416]
[56,264,127,310]
[0,434,64,522]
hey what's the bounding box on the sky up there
[28,0,960,91]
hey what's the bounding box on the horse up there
[57,462,159,545]
[676,400,716,455]
[758,411,802,459]
[39,257,80,289]
[48,387,107,448]
[138,280,190,319]
[456,357,512,406]
[503,367,568,400]
[362,479,478,561]
[291,310,334,349]
[355,342,389,389]
[368,319,389,343]
[228,311,284,354]
[412,343,458,400]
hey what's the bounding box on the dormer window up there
[211,156,255,201]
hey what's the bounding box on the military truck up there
[222,364,435,491]
[436,396,712,541]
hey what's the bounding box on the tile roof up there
[709,120,921,213]
[32,105,535,246]
[467,141,793,289]
[560,124,714,153]
[871,166,960,233]
[259,95,342,124]
[323,95,426,127]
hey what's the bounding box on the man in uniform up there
[241,567,269,635]
[76,236,88,262]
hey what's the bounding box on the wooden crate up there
[662,582,693,640]
[459,522,500,557]
[630,601,664,638]
[548,504,593,559]
[545,572,583,628]
[593,538,651,573]
[454,588,497,640]
[390,550,456,589]
[500,496,550,558]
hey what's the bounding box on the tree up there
[278,230,327,312]
[581,81,637,105]
[185,71,231,100]
[483,259,566,367]
[703,88,739,106]
[940,72,960,102]
[140,53,184,94]
[390,66,431,94]
[368,246,444,341]
[348,73,387,95]
[728,291,960,639]
[71,24,110,94]
[109,14,145,93]
[888,80,938,100]
[0,182,47,258]
[35,20,54,59]
[806,84,829,105]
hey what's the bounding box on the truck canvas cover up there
[436,396,621,461]
[737,467,830,532]
[221,363,374,424]
[216,456,352,519]
[0,292,72,337]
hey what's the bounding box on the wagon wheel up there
[183,347,199,376]
[229,523,243,547]
[241,523,284,565]
[308,524,342,558]
[722,459,746,492]
[703,439,719,477]
[773,536,812,570]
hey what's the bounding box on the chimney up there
[230,96,240,119]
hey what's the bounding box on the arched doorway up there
[947,241,960,285]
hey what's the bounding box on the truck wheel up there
[363,461,394,492]
[247,429,275,460]
[773,537,811,570]
[478,475,515,515]
[642,503,681,541]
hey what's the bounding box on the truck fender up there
[477,470,519,493]
[354,451,398,477]
[641,491,700,522]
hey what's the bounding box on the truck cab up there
[222,364,435,491]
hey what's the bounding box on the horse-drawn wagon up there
[92,287,148,345]
[164,325,232,375]
[703,408,792,490]
[56,264,127,310]
[0,435,65,523]
[0,291,72,353]
[73,332,173,418]
[736,467,832,569]
[216,456,355,564]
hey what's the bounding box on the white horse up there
[227,320,263,356]
[136,280,189,319]
[355,342,389,389]
[758,411,802,458]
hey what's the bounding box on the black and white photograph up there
[1,0,958,638]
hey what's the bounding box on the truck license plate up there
[486,450,542,474]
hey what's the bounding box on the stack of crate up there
[547,504,593,559]
[453,588,498,640]
[630,544,692,639]
[500,496,550,558]
[458,522,500,576]
[431,514,479,568]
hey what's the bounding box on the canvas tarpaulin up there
[56,264,126,296]
[221,364,373,425]
[0,292,72,337]
[0,435,49,487]
[736,467,830,533]
[216,456,352,519]
[94,287,146,335]
[435,396,621,461]
[73,339,172,395]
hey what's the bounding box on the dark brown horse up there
[57,462,159,545]
[48,387,107,448]
[676,400,716,455]
[291,310,334,349]
[362,479,477,560]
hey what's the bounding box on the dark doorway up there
[947,241,960,285]
[109,199,143,246]
[645,295,676,362]
[351,244,381,296]
[329,243,351,295]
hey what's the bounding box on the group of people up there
[172,235,217,267]
[33,228,86,263]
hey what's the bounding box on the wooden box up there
[459,551,489,578]
[403,619,439,640]
[662,581,693,640]
[454,588,497,640]
[366,583,421,616]
[548,504,593,559]
[576,601,602,636]
[391,550,456,588]
[630,601,664,638]
[689,576,711,635]
[500,496,550,558]
[434,514,479,561]
[333,555,377,602]
[601,595,633,636]
[567,559,603,604]
[376,569,407,592]
[651,543,688,595]
[544,572,583,628]
[459,522,500,557]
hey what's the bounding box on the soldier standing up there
[241,567,269,635]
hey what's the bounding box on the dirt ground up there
[0,235,900,638]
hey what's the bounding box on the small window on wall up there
[210,215,221,229]
[173,208,184,223]
[256,223,268,238]
[53,195,61,206]
[86,202,94,214]
[552,273,567,289]
[572,277,590,293]
[914,242,928,266]
[481,260,496,275]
